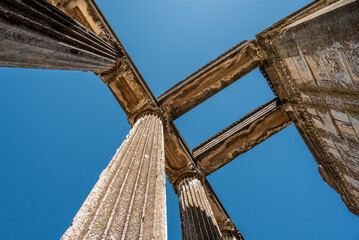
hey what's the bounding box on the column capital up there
[168,162,203,189]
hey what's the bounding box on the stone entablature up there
[256,0,359,215]
[1,0,358,239]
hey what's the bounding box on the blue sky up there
[0,0,358,239]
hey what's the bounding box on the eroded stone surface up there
[5,1,358,239]
[158,40,262,120]
[177,176,222,240]
[193,98,292,175]
[0,0,118,71]
[257,0,359,215]
[62,115,167,240]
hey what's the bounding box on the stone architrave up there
[177,176,222,240]
[62,114,167,240]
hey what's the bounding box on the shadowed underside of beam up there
[193,98,293,175]
[0,0,118,72]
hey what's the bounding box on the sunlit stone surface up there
[62,115,167,240]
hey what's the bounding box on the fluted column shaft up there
[62,114,167,240]
[177,176,222,240]
[0,0,118,72]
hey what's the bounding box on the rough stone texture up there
[0,0,118,71]
[62,115,167,240]
[177,176,222,240]
[163,121,200,185]
[47,0,159,125]
[47,2,242,234]
[98,58,159,125]
[193,98,292,175]
[158,40,262,120]
[257,0,359,215]
[5,0,345,238]
[47,0,119,45]
[5,0,358,238]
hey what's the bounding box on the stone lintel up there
[158,40,262,121]
[193,98,292,176]
[256,0,359,216]
[202,179,245,240]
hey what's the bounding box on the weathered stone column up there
[0,0,118,71]
[62,114,167,240]
[177,176,222,240]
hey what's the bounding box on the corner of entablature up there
[249,40,267,63]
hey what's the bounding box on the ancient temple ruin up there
[0,0,358,239]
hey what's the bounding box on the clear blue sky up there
[0,0,358,239]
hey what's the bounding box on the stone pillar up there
[0,0,118,72]
[62,114,167,240]
[177,176,222,240]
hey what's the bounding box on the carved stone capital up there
[168,162,202,190]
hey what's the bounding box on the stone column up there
[0,0,118,71]
[177,176,222,240]
[62,114,167,240]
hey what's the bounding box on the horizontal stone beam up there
[193,98,293,175]
[158,40,262,120]
[203,179,245,239]
[0,0,118,72]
